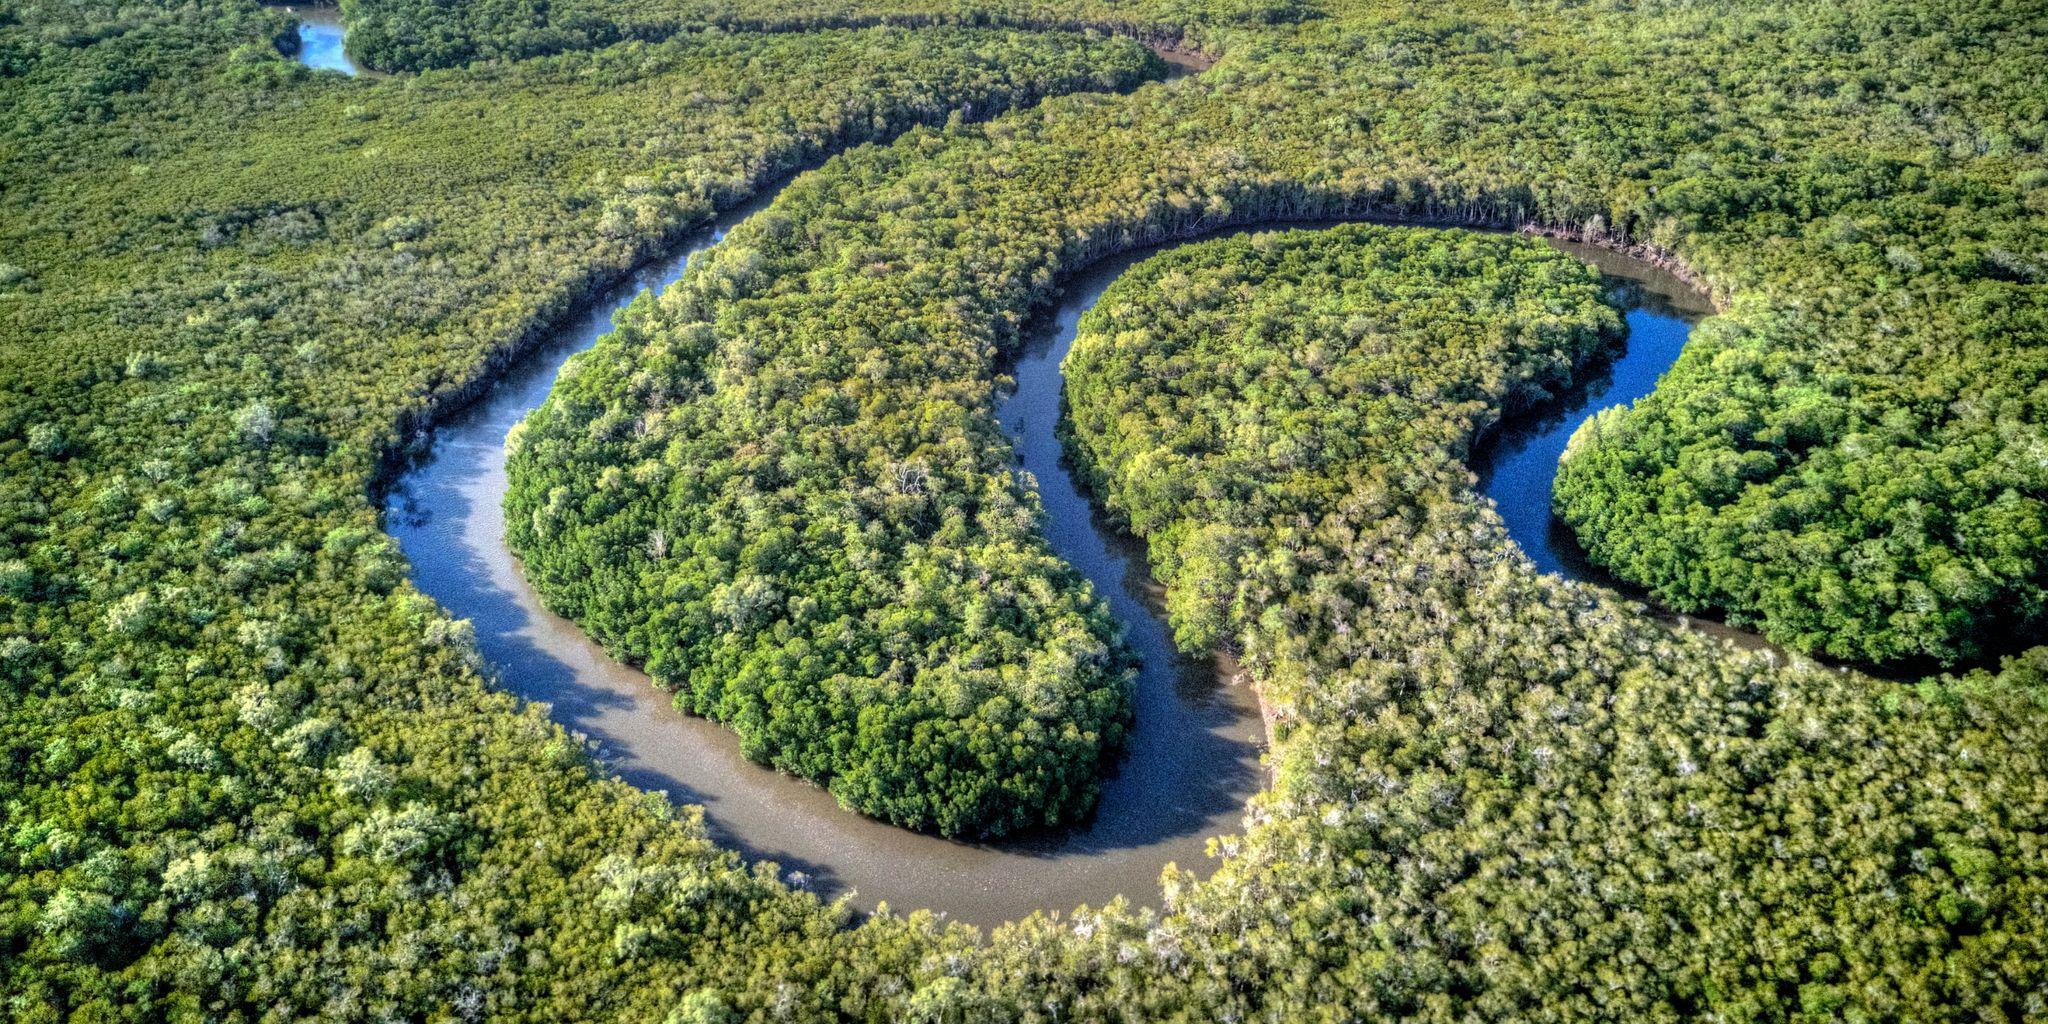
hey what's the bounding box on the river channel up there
[384,198,1714,926]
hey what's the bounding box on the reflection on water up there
[286,7,359,75]
[385,199,1266,928]
[1470,242,1785,656]
[1472,246,1706,578]
[385,201,1765,928]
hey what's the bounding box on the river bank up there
[383,202,1748,926]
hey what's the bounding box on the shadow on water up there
[385,196,1266,927]
[1471,257,1707,581]
[1469,239,1807,660]
[389,194,1834,927]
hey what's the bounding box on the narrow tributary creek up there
[385,204,1720,927]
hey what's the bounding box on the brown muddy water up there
[385,204,1761,928]
[385,202,1268,928]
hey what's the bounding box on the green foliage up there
[1061,225,1621,649]
[505,193,1147,836]
[1554,293,2048,665]
[1051,224,2048,1021]
[339,0,1297,71]
[508,0,2047,1012]
[0,2,1157,1016]
[6,0,2048,1018]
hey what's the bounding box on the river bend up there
[385,208,1708,926]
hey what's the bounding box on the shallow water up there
[286,7,359,75]
[385,205,1732,928]
[384,202,1267,928]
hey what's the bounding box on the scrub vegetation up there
[0,2,1157,1016]
[4,0,2046,1018]
[1059,225,2047,1020]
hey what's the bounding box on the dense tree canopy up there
[1052,225,2047,1020]
[4,0,2046,1018]
[1061,226,1623,649]
[505,287,1137,835]
[505,0,2048,674]
[1554,292,2048,666]
[0,2,1160,1016]
[337,0,1307,71]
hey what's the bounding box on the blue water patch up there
[1474,283,1699,577]
[291,10,359,76]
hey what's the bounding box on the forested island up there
[3,0,2044,1020]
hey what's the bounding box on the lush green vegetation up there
[0,1,1160,1016]
[339,0,1302,71]
[7,0,1158,848]
[504,0,2048,675]
[503,0,2048,1014]
[1062,226,1623,649]
[6,0,2047,1017]
[1054,225,2047,1019]
[1554,295,2048,666]
[505,281,1136,835]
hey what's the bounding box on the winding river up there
[384,194,1711,925]
[384,200,1273,927]
[1474,240,1712,577]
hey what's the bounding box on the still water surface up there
[1467,241,1785,655]
[386,204,1269,927]
[1473,240,1712,576]
[385,208,1715,927]
[286,7,359,75]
